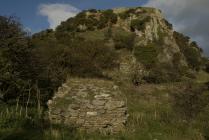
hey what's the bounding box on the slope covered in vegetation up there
[1,7,209,140]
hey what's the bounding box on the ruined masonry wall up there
[47,78,128,134]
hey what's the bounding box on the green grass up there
[1,80,209,140]
[134,44,158,68]
[78,30,105,41]
[196,71,209,83]
[118,83,206,140]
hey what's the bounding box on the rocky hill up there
[1,6,209,140]
[33,7,204,85]
[41,7,208,134]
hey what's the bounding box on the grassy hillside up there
[1,78,209,140]
[1,7,209,140]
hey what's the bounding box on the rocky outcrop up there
[47,78,128,134]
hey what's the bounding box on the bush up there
[88,9,98,13]
[119,8,138,20]
[65,40,118,77]
[98,10,118,29]
[163,19,173,30]
[144,63,182,83]
[86,15,98,30]
[184,47,202,71]
[130,16,151,32]
[173,31,203,71]
[171,83,209,120]
[134,45,158,68]
[0,16,38,103]
[113,29,136,50]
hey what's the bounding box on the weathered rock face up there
[113,7,188,66]
[47,78,128,134]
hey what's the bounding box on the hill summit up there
[1,6,209,139]
[32,7,208,134]
[33,7,205,84]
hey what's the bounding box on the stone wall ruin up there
[47,78,128,134]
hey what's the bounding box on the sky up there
[0,0,208,55]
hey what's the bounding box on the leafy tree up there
[0,16,36,103]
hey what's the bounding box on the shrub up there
[162,19,173,30]
[104,27,112,40]
[134,45,158,68]
[171,83,209,120]
[0,16,38,103]
[85,15,98,31]
[119,9,136,20]
[119,12,130,20]
[205,60,209,73]
[102,9,118,24]
[113,30,136,50]
[88,9,98,13]
[98,10,118,29]
[173,31,203,71]
[144,63,182,83]
[66,40,118,77]
[184,47,202,71]
[130,16,151,32]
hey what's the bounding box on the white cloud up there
[38,3,80,29]
[144,0,209,56]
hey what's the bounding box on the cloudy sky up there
[0,0,208,55]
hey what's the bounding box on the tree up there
[0,16,35,103]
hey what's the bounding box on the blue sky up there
[0,0,208,55]
[0,0,147,32]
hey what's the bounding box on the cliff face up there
[48,7,203,82]
[114,7,186,64]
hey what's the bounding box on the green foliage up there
[134,44,158,68]
[162,19,173,29]
[113,28,136,50]
[98,10,118,29]
[205,59,209,73]
[88,9,98,13]
[118,8,146,20]
[55,10,118,42]
[64,40,118,77]
[0,16,38,103]
[104,27,112,40]
[144,63,182,83]
[171,83,209,119]
[184,47,202,70]
[119,9,136,19]
[32,33,118,79]
[1,8,209,140]
[102,9,118,24]
[85,15,99,30]
[173,31,203,71]
[130,16,151,31]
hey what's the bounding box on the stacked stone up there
[48,78,128,134]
